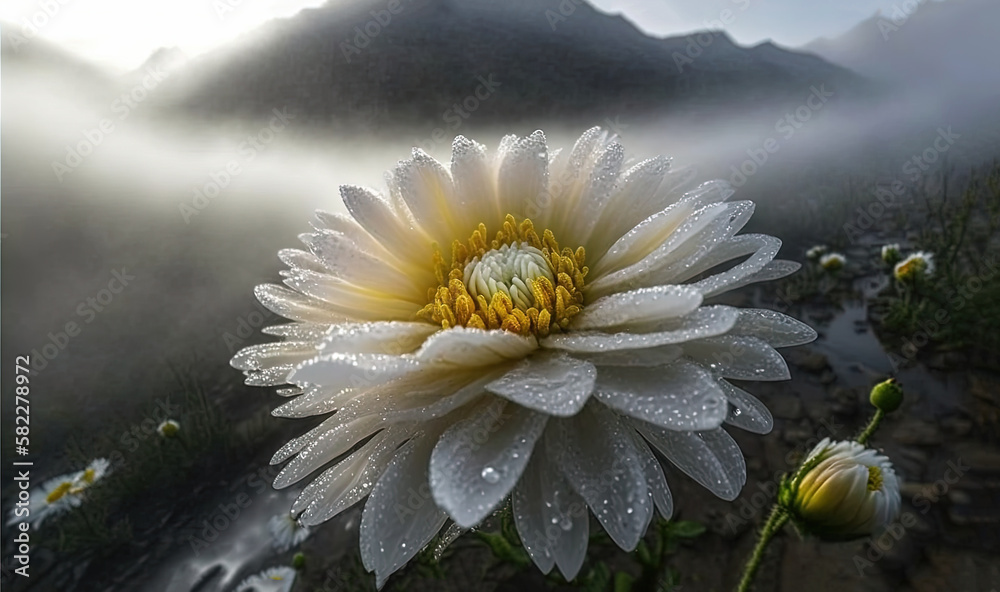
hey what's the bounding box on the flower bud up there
[819,252,846,272]
[782,438,900,540]
[157,419,180,438]
[870,378,903,413]
[880,244,901,266]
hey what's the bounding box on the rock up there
[819,370,837,384]
[891,417,943,446]
[947,505,1000,525]
[968,373,1000,405]
[947,489,972,505]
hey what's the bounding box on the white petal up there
[231,342,317,372]
[390,150,460,244]
[730,309,817,347]
[588,199,748,298]
[360,433,448,588]
[300,230,417,294]
[577,344,684,367]
[294,424,415,525]
[512,437,590,580]
[633,422,746,501]
[541,305,739,353]
[278,247,327,274]
[682,336,791,381]
[547,403,651,551]
[512,444,555,574]
[416,327,537,367]
[589,180,734,281]
[430,399,548,527]
[496,130,549,221]
[262,322,330,341]
[571,285,703,330]
[593,361,728,431]
[256,283,348,324]
[719,379,773,434]
[688,234,781,298]
[340,184,433,266]
[450,135,499,229]
[626,428,674,519]
[484,352,596,416]
[319,322,438,355]
[564,140,626,243]
[289,352,419,389]
[281,269,420,321]
[273,414,383,488]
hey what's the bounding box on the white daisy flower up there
[6,458,110,527]
[268,513,312,552]
[819,252,846,272]
[880,243,901,265]
[805,245,827,260]
[783,438,901,539]
[235,566,297,592]
[6,472,83,527]
[157,419,181,437]
[893,251,934,282]
[69,458,111,495]
[231,128,816,587]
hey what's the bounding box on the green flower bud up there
[292,552,306,570]
[869,378,903,413]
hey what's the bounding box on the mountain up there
[1,21,112,99]
[801,0,1000,96]
[154,0,868,132]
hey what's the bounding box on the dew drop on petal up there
[481,467,500,484]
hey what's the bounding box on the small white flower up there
[268,513,311,552]
[157,419,181,437]
[6,459,110,527]
[785,438,901,539]
[806,245,828,260]
[893,251,934,282]
[880,244,901,265]
[819,252,846,271]
[70,458,111,495]
[232,128,817,586]
[236,566,297,592]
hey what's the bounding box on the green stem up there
[736,505,789,592]
[856,409,885,446]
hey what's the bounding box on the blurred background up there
[2,0,999,590]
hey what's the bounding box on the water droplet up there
[559,516,573,531]
[481,467,500,483]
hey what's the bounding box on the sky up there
[0,0,918,72]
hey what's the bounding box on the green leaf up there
[666,520,706,538]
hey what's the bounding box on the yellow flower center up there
[46,481,73,504]
[418,215,587,337]
[866,465,883,492]
[894,258,926,280]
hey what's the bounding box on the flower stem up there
[856,409,885,446]
[736,505,789,592]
